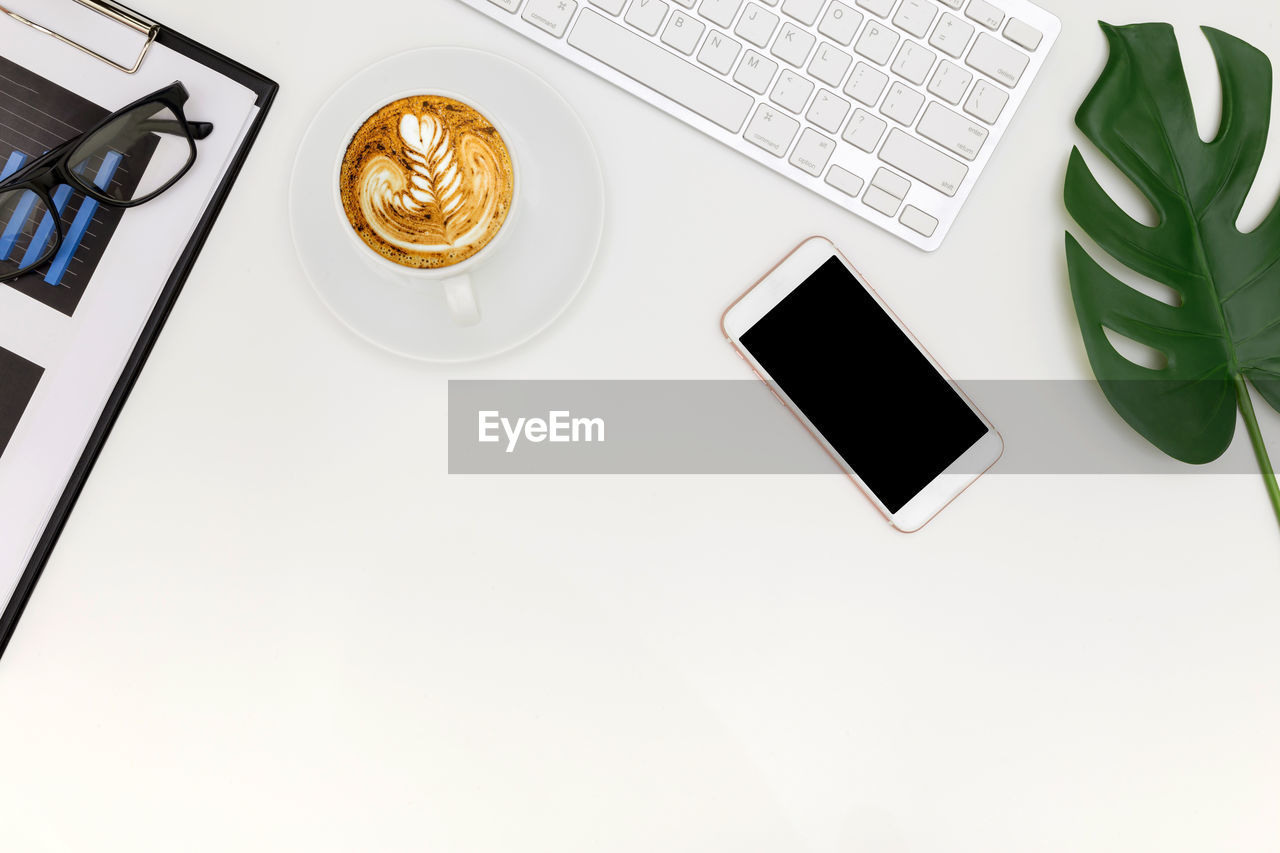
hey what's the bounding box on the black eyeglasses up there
[0,82,213,283]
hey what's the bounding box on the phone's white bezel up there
[721,236,1003,533]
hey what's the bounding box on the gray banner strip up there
[448,380,1280,475]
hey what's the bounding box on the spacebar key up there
[569,9,754,133]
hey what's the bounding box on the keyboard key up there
[841,107,886,151]
[488,0,523,13]
[817,1,862,46]
[862,185,901,215]
[891,0,935,38]
[625,0,670,35]
[808,42,853,86]
[825,164,865,197]
[744,103,800,155]
[735,4,779,46]
[1004,18,1043,51]
[781,0,823,25]
[806,88,851,131]
[854,22,898,65]
[965,32,1028,87]
[733,49,780,92]
[936,0,961,7]
[662,10,706,53]
[928,13,974,57]
[964,78,1008,123]
[927,59,972,104]
[917,101,988,160]
[699,0,744,27]
[843,61,888,105]
[878,127,968,195]
[890,41,935,85]
[770,70,815,112]
[964,0,1004,29]
[900,204,938,236]
[880,81,924,125]
[789,128,837,174]
[523,0,578,36]
[872,166,910,198]
[569,11,755,131]
[854,0,894,17]
[672,0,696,8]
[698,30,743,72]
[771,22,816,66]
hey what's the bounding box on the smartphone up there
[722,236,1002,532]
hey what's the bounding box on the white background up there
[2,0,1279,850]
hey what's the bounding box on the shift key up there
[878,128,968,196]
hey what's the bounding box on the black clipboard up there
[0,1,278,659]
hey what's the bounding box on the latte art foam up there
[340,96,515,269]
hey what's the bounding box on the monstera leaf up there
[1065,22,1280,525]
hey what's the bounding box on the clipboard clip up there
[0,0,158,74]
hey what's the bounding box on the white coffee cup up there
[333,90,518,327]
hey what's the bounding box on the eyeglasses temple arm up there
[131,118,215,139]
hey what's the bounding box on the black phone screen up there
[739,255,989,513]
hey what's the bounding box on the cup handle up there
[442,273,480,326]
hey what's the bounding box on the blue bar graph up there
[0,151,32,261]
[17,183,72,269]
[0,57,136,316]
[1,151,24,179]
[45,151,122,286]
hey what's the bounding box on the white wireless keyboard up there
[453,0,1059,250]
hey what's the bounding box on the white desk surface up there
[3,1,1279,850]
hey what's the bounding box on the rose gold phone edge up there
[721,236,1004,533]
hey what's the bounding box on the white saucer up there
[289,48,605,362]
